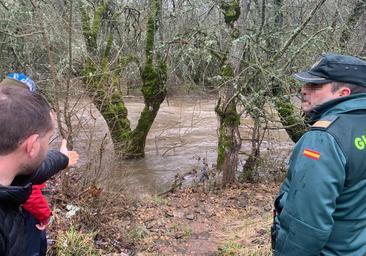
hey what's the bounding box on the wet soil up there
[115,183,276,256]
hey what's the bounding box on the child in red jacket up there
[23,183,52,228]
[22,139,79,229]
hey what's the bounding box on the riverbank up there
[46,178,278,255]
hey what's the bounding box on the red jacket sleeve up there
[23,183,51,224]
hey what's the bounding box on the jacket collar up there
[0,183,32,205]
[309,93,366,122]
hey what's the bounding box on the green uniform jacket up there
[274,94,366,255]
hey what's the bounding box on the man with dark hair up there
[273,53,366,255]
[0,85,54,177]
[0,85,64,255]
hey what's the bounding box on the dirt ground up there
[47,178,279,256]
[132,183,277,256]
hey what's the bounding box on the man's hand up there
[59,139,79,167]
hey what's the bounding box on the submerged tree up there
[124,0,167,157]
[80,0,167,158]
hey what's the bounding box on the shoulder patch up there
[311,115,338,130]
[312,120,332,128]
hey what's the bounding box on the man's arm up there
[11,150,69,186]
[275,130,346,255]
[29,150,69,184]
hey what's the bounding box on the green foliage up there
[220,0,241,25]
[55,226,99,256]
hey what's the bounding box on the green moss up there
[81,58,97,83]
[275,97,307,142]
[220,0,241,25]
[145,0,157,64]
[80,7,91,41]
[91,1,110,45]
[221,64,234,77]
[103,34,113,60]
[217,125,230,168]
[80,1,110,53]
[101,92,132,143]
[126,106,156,158]
[215,101,240,169]
[141,66,161,98]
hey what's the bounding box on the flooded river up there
[69,96,293,196]
[108,96,221,195]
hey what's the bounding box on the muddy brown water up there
[107,96,221,196]
[66,96,294,196]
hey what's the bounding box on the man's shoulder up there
[311,115,338,131]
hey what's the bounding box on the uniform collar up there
[309,93,366,122]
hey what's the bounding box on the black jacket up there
[0,150,68,255]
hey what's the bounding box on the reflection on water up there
[102,96,293,196]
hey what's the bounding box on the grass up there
[169,222,193,238]
[127,225,149,243]
[55,226,99,256]
[216,210,273,256]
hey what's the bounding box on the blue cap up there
[6,73,36,92]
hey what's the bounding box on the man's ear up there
[339,87,351,97]
[21,134,40,158]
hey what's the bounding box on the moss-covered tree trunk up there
[125,0,167,158]
[216,0,248,185]
[80,0,166,158]
[216,98,241,184]
[80,1,132,151]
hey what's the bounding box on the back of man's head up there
[0,85,52,155]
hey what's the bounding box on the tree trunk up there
[216,95,242,185]
[80,1,132,153]
[124,0,167,158]
[216,0,249,185]
[80,0,167,158]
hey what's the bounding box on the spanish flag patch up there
[303,148,320,160]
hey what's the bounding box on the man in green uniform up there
[274,53,366,255]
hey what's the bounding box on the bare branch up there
[265,0,327,68]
